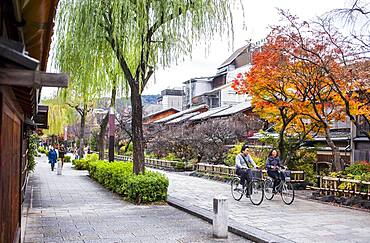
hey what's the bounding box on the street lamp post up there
[108,107,115,162]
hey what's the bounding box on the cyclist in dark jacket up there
[266,149,285,193]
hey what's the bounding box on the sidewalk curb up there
[167,196,294,243]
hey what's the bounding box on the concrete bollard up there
[213,196,228,238]
[57,161,62,175]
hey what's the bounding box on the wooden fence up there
[310,176,370,199]
[112,155,305,182]
[113,155,184,170]
[195,163,305,183]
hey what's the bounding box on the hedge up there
[64,155,71,163]
[88,161,169,204]
[72,153,99,170]
[38,146,47,154]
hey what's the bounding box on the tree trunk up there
[324,126,342,171]
[131,83,145,175]
[98,114,109,159]
[78,105,87,159]
[98,84,117,160]
[278,124,287,164]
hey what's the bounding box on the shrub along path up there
[159,170,370,243]
[23,155,247,243]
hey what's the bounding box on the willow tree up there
[42,98,78,144]
[56,0,236,174]
[53,1,125,158]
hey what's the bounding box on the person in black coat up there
[266,149,285,193]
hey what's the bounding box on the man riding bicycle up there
[235,144,258,191]
[266,149,285,193]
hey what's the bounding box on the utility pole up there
[108,107,115,162]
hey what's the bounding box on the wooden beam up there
[0,37,24,53]
[0,68,68,88]
[0,43,38,70]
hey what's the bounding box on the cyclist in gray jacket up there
[235,144,258,189]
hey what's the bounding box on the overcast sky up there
[42,0,350,98]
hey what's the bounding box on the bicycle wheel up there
[281,182,295,205]
[264,178,275,200]
[249,180,264,205]
[231,177,244,201]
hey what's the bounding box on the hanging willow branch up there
[53,0,238,173]
[55,0,235,93]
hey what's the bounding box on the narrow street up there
[161,170,370,243]
[23,156,247,243]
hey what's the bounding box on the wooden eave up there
[0,68,68,88]
[21,0,60,71]
[34,105,49,129]
[0,39,39,70]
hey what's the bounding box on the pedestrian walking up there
[59,144,66,168]
[48,146,58,171]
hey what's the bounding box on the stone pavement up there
[159,170,370,243]
[23,156,248,243]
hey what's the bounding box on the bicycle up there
[264,167,295,205]
[231,168,264,205]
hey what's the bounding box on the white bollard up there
[57,161,62,175]
[213,196,228,238]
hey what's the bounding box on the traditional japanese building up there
[0,1,68,242]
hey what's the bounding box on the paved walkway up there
[23,156,248,243]
[160,170,370,243]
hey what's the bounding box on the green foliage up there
[329,161,370,182]
[343,161,370,176]
[126,173,169,204]
[38,146,47,154]
[27,134,39,172]
[88,161,168,203]
[258,131,279,147]
[119,142,133,156]
[55,0,234,84]
[42,99,79,136]
[73,153,99,170]
[174,161,185,171]
[287,149,317,184]
[338,182,353,190]
[224,143,267,168]
[163,153,182,161]
[224,143,243,166]
[145,152,160,159]
[89,132,98,152]
[64,155,71,163]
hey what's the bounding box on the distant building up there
[184,45,253,109]
[157,88,184,110]
[183,77,213,108]
[351,116,370,162]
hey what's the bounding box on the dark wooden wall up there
[0,88,23,243]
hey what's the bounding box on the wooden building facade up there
[0,1,67,242]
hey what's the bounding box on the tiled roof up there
[209,101,252,118]
[190,106,231,121]
[218,45,249,68]
[143,108,180,119]
[154,104,208,123]
[166,112,200,124]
